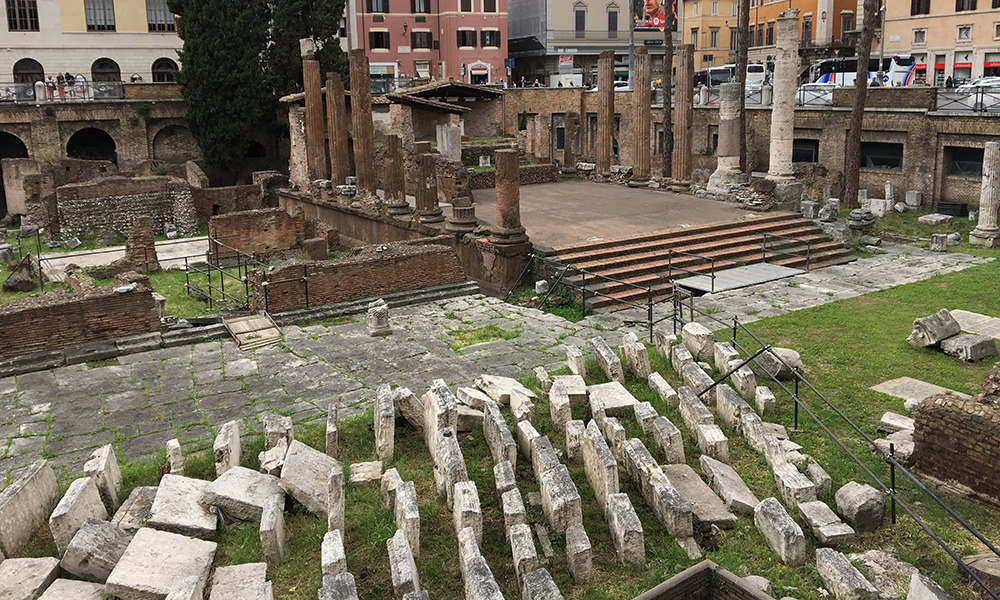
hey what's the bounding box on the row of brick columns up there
[297,42,526,246]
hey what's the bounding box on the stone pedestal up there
[971,141,1000,248]
[533,115,551,164]
[302,58,328,181]
[446,206,478,234]
[436,124,462,161]
[563,112,579,173]
[673,45,695,183]
[349,49,376,196]
[384,135,410,216]
[326,73,351,186]
[707,82,746,194]
[596,50,615,176]
[415,154,444,223]
[630,49,651,185]
[489,149,529,245]
[288,106,309,190]
[767,9,799,181]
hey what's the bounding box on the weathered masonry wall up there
[634,560,774,600]
[913,395,1000,503]
[209,208,308,256]
[469,164,559,189]
[247,242,466,313]
[0,286,160,361]
[56,176,198,238]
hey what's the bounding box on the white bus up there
[812,55,916,87]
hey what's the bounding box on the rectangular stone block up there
[816,547,878,600]
[434,428,469,511]
[583,421,619,514]
[262,413,293,451]
[806,460,833,499]
[516,420,541,461]
[730,363,757,401]
[587,381,638,417]
[644,468,694,538]
[601,417,626,461]
[539,464,582,534]
[653,328,676,358]
[551,375,588,406]
[322,529,347,577]
[607,493,645,568]
[37,579,105,600]
[456,525,480,577]
[799,501,855,546]
[502,488,527,541]
[393,387,424,432]
[281,440,340,519]
[651,416,685,464]
[457,387,491,411]
[755,386,777,416]
[648,372,679,408]
[387,529,420,599]
[50,477,108,556]
[533,366,552,394]
[531,436,561,480]
[566,420,586,463]
[61,519,131,583]
[0,461,60,557]
[326,401,339,457]
[714,342,740,370]
[508,523,538,585]
[678,386,714,436]
[381,468,402,509]
[209,563,271,599]
[621,332,652,378]
[681,363,715,399]
[633,401,659,436]
[394,480,420,559]
[375,384,396,461]
[111,486,156,534]
[699,454,759,516]
[662,463,737,531]
[475,374,537,405]
[510,389,536,423]
[464,555,504,600]
[105,528,217,600]
[565,523,592,584]
[548,382,572,433]
[453,481,482,545]
[878,411,914,434]
[590,337,625,384]
[773,461,818,509]
[260,493,285,568]
[715,384,754,434]
[682,322,715,362]
[327,461,345,532]
[213,421,242,477]
[697,424,730,463]
[522,568,564,600]
[483,401,517,469]
[566,344,587,377]
[423,379,458,457]
[588,393,606,426]
[201,466,283,523]
[754,497,806,566]
[457,405,484,432]
[671,344,695,372]
[147,474,218,538]
[493,461,516,508]
[621,438,658,500]
[84,444,123,509]
[318,573,359,600]
[941,334,998,362]
[0,557,61,600]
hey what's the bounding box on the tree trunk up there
[737,0,750,173]
[843,0,880,209]
[661,4,675,179]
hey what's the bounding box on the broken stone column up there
[49,477,108,556]
[213,420,241,477]
[166,438,184,475]
[445,205,478,234]
[452,481,483,545]
[707,82,746,192]
[83,445,123,510]
[375,383,395,461]
[349,49,376,196]
[631,48,652,185]
[387,529,420,598]
[326,72,351,186]
[260,493,285,567]
[489,149,529,245]
[596,49,615,176]
[414,153,444,223]
[767,9,800,181]
[563,112,579,173]
[971,141,1000,247]
[301,42,329,181]
[384,134,410,216]
[673,44,695,182]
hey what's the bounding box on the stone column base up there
[706,168,747,194]
[970,229,1000,248]
[418,209,445,224]
[626,178,649,188]
[445,206,478,234]
[489,225,529,245]
[387,201,412,216]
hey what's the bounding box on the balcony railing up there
[0,80,125,103]
[550,29,668,43]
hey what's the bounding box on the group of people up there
[43,73,89,99]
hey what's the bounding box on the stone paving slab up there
[870,377,971,405]
[950,309,1000,340]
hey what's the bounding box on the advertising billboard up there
[633,0,677,32]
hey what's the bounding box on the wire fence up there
[183,237,266,311]
[672,302,1000,600]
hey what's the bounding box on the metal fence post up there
[647,287,654,344]
[890,443,897,525]
[793,376,800,431]
[185,257,190,297]
[35,231,43,292]
[303,264,310,308]
[581,270,587,319]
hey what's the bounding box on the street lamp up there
[876,0,886,86]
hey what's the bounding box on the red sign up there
[934,63,945,69]
[914,64,926,70]
[954,62,973,68]
[986,62,1000,68]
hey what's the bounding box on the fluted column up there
[971,141,1000,247]
[672,44,694,182]
[326,72,350,186]
[349,49,376,195]
[596,50,615,176]
[630,48,651,184]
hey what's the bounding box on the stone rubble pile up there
[907,309,998,363]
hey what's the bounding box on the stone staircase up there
[547,212,855,311]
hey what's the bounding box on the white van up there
[746,64,767,89]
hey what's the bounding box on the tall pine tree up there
[267,0,350,96]
[167,0,272,173]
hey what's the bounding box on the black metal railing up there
[259,265,311,313]
[670,301,1000,600]
[761,232,812,271]
[184,237,265,310]
[0,80,125,103]
[936,88,1000,113]
[668,249,717,292]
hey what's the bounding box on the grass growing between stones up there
[447,324,522,350]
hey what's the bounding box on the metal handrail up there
[762,232,812,271]
[667,249,716,292]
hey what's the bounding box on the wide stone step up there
[661,463,738,531]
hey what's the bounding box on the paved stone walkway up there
[0,243,992,478]
[870,377,972,404]
[41,237,209,281]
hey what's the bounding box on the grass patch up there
[447,324,521,350]
[506,284,587,323]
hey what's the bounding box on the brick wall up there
[208,208,306,257]
[192,185,263,223]
[248,242,465,312]
[913,395,1000,502]
[124,83,183,100]
[55,176,198,238]
[469,164,559,189]
[0,286,160,361]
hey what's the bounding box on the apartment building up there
[883,0,1000,86]
[3,0,182,88]
[740,0,855,65]
[681,0,740,67]
[346,0,508,88]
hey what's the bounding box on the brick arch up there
[60,121,120,159]
[0,131,30,219]
[150,123,202,163]
[0,128,31,156]
[66,127,118,163]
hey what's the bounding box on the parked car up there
[958,77,1000,110]
[795,82,835,105]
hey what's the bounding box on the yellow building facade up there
[681,0,740,68]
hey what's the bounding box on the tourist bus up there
[812,55,916,87]
[694,63,772,89]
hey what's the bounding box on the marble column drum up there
[349,49,377,195]
[767,9,800,180]
[489,149,529,245]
